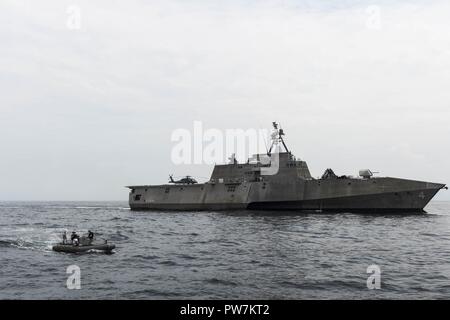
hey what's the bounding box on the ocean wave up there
[108,232,130,241]
[0,238,52,251]
[0,227,63,252]
[0,240,12,247]
[132,254,159,260]
[204,278,238,286]
[159,260,178,266]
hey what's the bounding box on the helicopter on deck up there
[169,175,198,185]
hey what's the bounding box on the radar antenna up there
[268,122,290,155]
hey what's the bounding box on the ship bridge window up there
[227,186,236,192]
[134,195,142,201]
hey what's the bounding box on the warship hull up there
[246,188,441,212]
[128,177,445,213]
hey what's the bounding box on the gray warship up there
[128,123,446,213]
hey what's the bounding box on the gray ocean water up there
[1,201,449,300]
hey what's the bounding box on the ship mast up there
[268,122,290,155]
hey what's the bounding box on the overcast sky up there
[1,0,449,201]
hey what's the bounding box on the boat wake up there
[0,227,63,252]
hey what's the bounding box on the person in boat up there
[62,232,67,244]
[88,230,94,244]
[71,232,80,245]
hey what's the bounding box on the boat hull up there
[52,244,116,253]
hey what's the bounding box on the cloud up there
[0,0,449,200]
